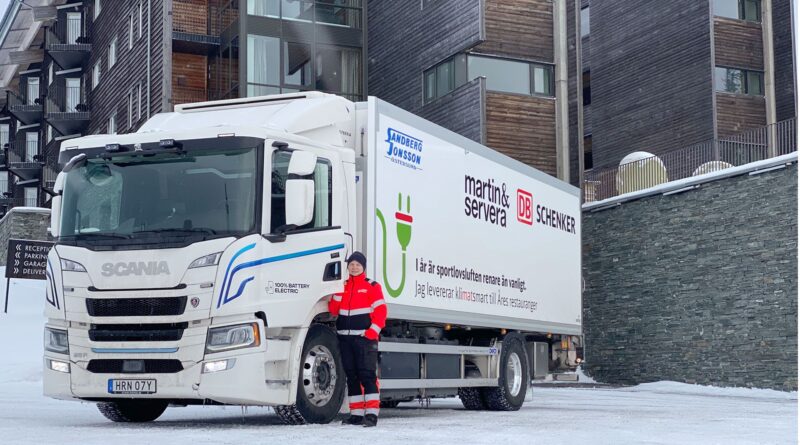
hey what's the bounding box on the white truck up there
[42,92,582,424]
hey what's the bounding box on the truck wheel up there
[481,337,528,411]
[457,387,487,410]
[96,400,168,422]
[380,400,400,409]
[275,324,345,425]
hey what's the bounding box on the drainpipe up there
[762,0,777,157]
[554,0,570,182]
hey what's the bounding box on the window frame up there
[715,66,764,96]
[108,37,117,69]
[92,60,101,89]
[268,149,334,233]
[94,0,101,20]
[713,0,761,22]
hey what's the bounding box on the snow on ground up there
[0,276,796,445]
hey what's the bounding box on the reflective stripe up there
[348,395,365,404]
[338,329,366,336]
[364,393,380,402]
[340,307,372,316]
[332,295,342,302]
[369,323,381,334]
[350,408,365,416]
[365,408,380,416]
[371,299,386,309]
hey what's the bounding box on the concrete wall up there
[0,208,51,266]
[582,162,797,390]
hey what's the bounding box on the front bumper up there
[43,350,290,405]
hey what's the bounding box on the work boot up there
[341,415,363,425]
[362,414,378,427]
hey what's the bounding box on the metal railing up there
[6,141,40,165]
[6,90,41,111]
[174,0,211,35]
[46,18,91,46]
[43,156,59,185]
[45,83,89,115]
[172,86,208,106]
[583,118,797,202]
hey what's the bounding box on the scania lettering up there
[43,93,582,424]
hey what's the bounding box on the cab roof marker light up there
[105,143,122,152]
[159,139,181,148]
[217,133,235,137]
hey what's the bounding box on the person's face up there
[348,261,364,276]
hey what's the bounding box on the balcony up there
[42,156,59,196]
[6,90,42,125]
[45,83,90,136]
[45,20,91,70]
[173,0,220,54]
[6,140,42,183]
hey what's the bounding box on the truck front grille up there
[86,297,187,317]
[89,323,189,342]
[87,359,184,374]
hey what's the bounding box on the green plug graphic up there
[376,193,412,298]
[395,193,412,251]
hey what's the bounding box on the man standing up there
[328,251,387,427]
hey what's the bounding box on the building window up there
[0,171,7,196]
[584,135,593,170]
[93,61,101,89]
[423,56,464,102]
[128,91,133,130]
[468,55,553,97]
[94,0,101,19]
[284,41,312,88]
[247,34,281,96]
[580,6,590,38]
[129,14,134,49]
[108,114,116,134]
[66,78,81,112]
[25,132,38,162]
[137,82,142,119]
[316,45,361,98]
[713,0,761,22]
[715,67,763,95]
[24,187,37,207]
[108,37,117,69]
[67,12,82,43]
[247,0,362,29]
[582,70,591,106]
[26,78,39,105]
[47,125,53,143]
[139,2,143,38]
[0,124,8,148]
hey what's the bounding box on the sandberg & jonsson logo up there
[385,128,423,170]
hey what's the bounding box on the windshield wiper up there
[64,232,132,240]
[132,228,219,237]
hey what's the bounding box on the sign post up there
[4,239,54,313]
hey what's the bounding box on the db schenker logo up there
[517,189,533,225]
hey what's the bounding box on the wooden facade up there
[477,0,554,63]
[716,92,766,137]
[172,53,208,106]
[714,17,763,70]
[485,92,557,175]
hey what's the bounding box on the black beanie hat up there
[346,251,367,269]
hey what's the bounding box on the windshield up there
[59,145,260,248]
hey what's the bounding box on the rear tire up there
[481,336,528,411]
[97,400,168,422]
[457,387,487,410]
[275,324,345,425]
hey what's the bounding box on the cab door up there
[256,143,346,327]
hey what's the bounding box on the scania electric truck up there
[42,93,582,424]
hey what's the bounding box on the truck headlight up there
[189,252,222,269]
[205,323,260,353]
[60,258,86,272]
[44,328,69,354]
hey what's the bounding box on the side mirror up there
[48,172,66,237]
[284,151,317,228]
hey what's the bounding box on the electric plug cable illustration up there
[376,193,412,298]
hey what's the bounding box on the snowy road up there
[0,280,796,445]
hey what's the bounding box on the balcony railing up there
[45,83,90,136]
[583,117,797,203]
[6,90,42,125]
[173,86,208,106]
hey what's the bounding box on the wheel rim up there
[506,351,523,397]
[302,345,338,406]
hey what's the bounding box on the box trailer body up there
[42,93,581,424]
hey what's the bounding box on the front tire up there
[275,324,345,425]
[481,336,529,411]
[97,400,168,422]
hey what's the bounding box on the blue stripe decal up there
[92,348,179,354]
[216,243,256,309]
[220,243,346,307]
